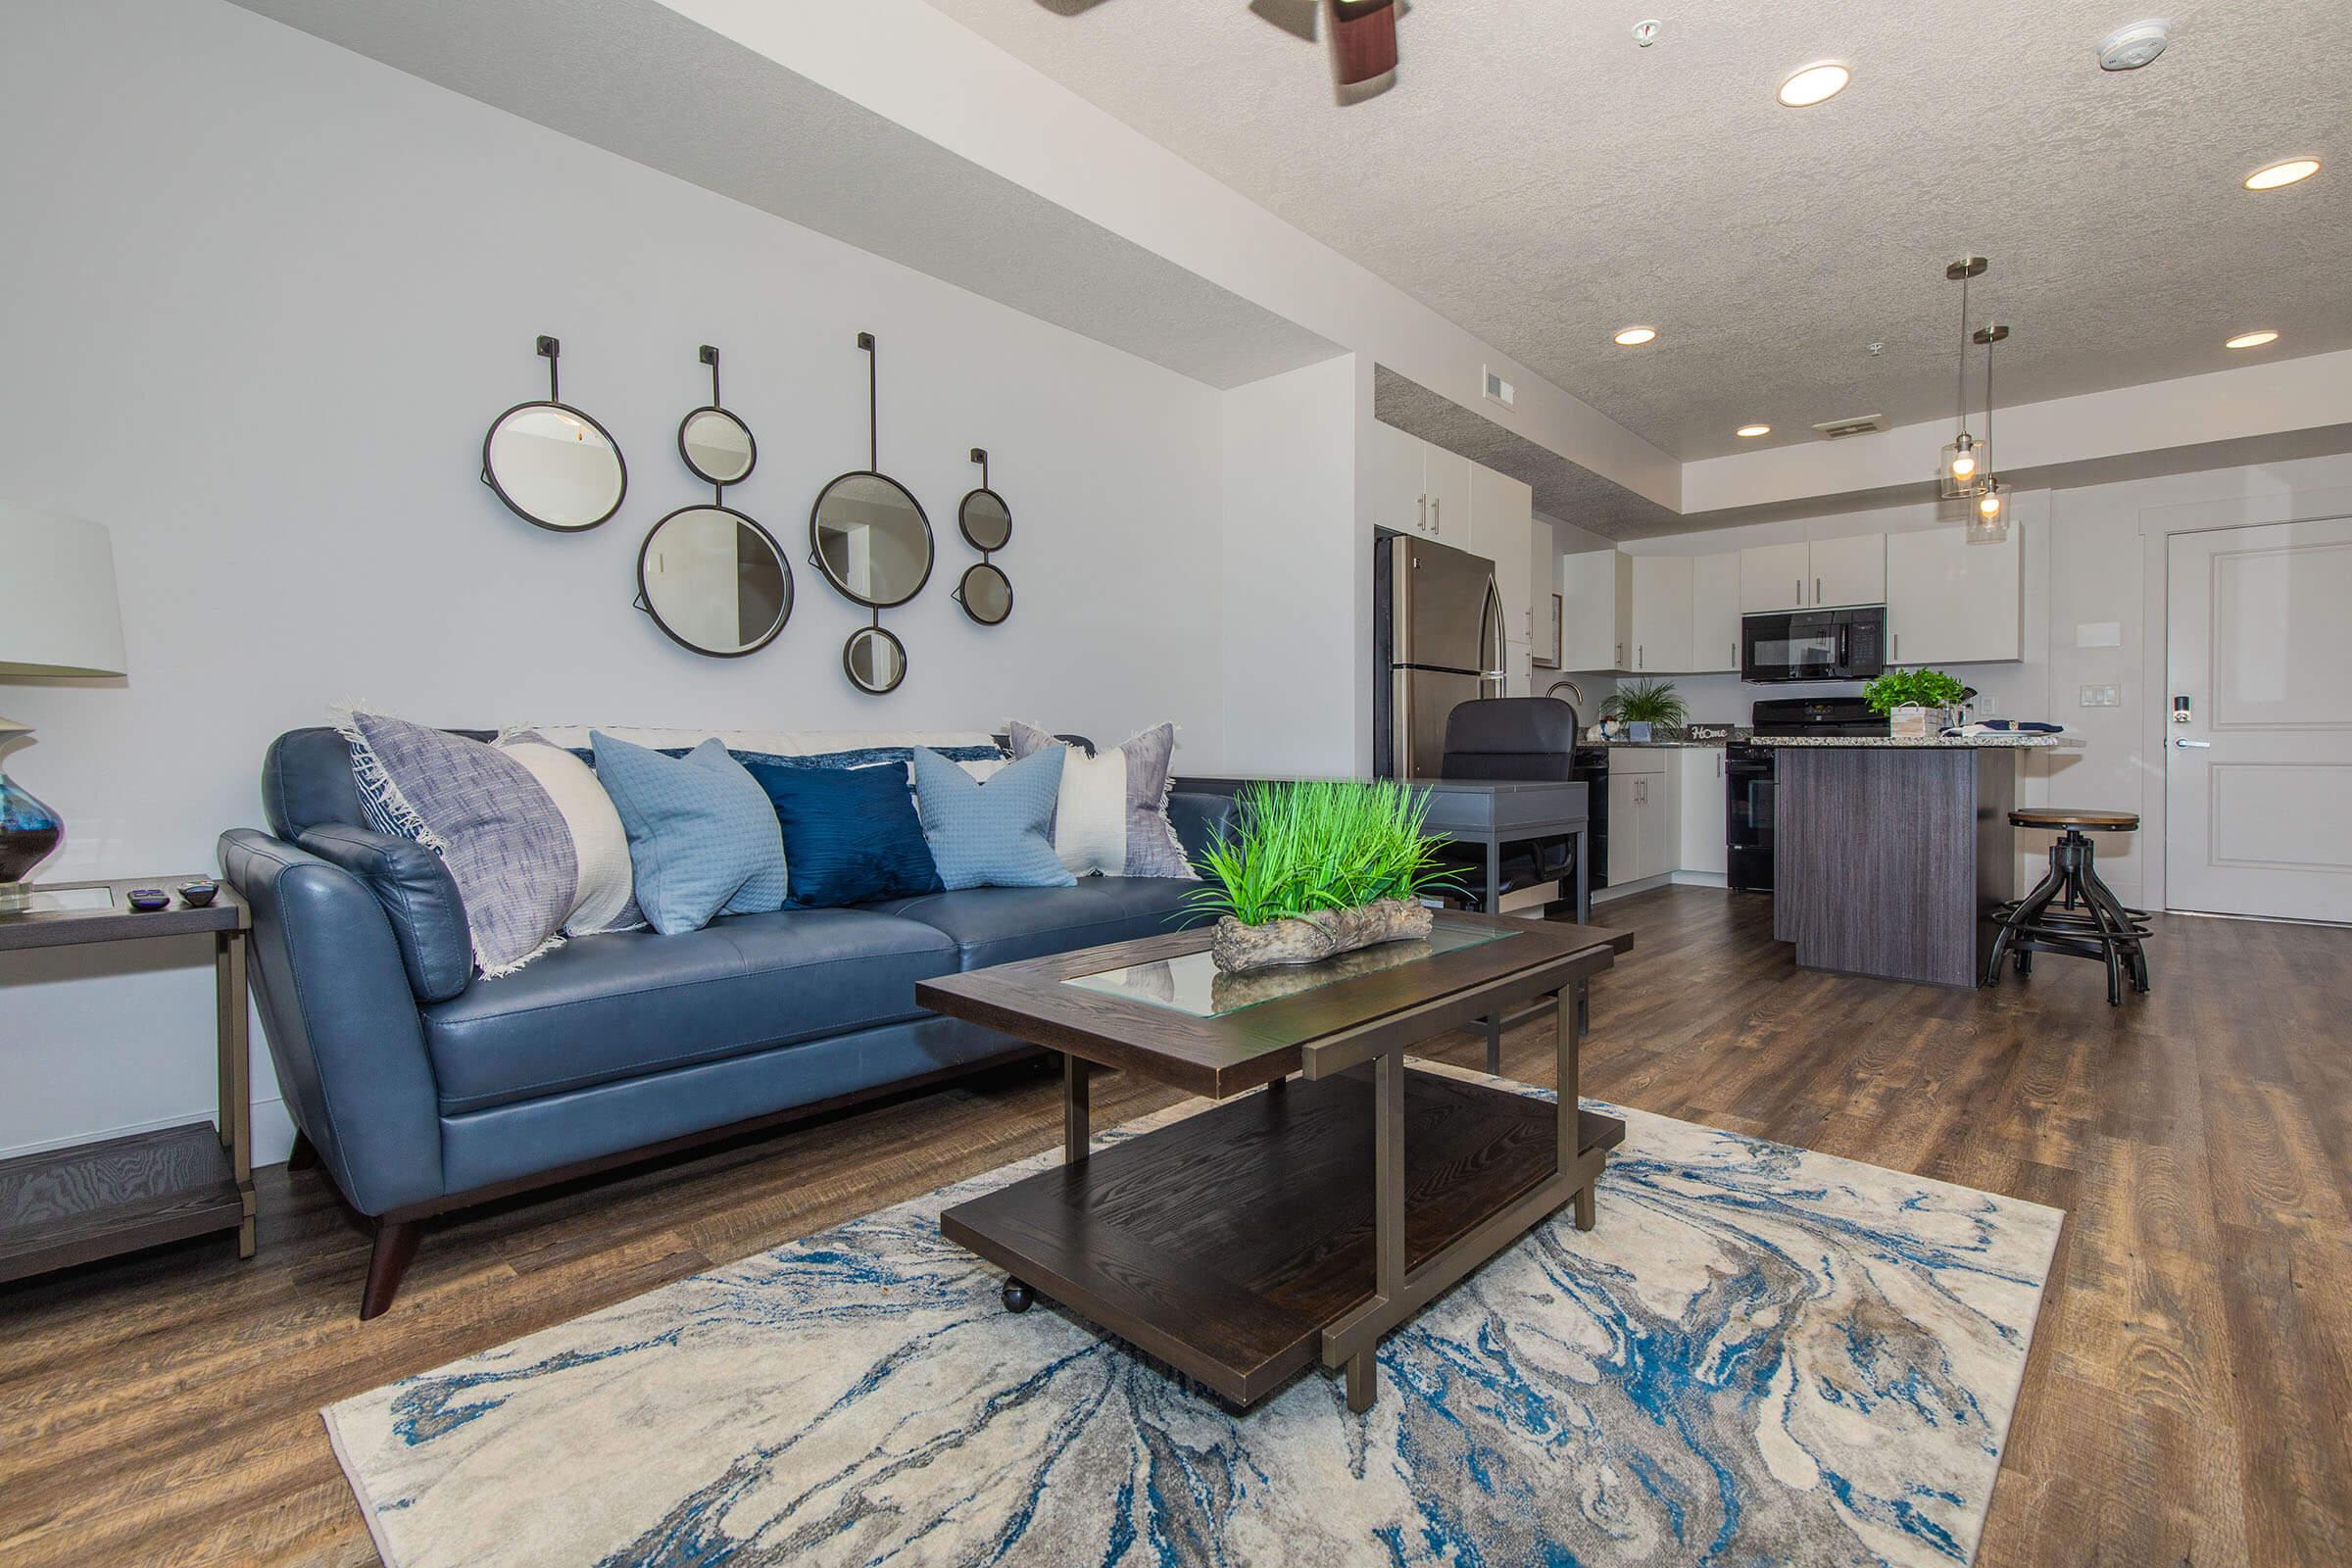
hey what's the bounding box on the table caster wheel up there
[1002,1279,1034,1313]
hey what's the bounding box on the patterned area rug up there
[326,1064,2063,1567]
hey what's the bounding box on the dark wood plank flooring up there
[1,886,2345,1565]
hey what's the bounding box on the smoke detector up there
[1813,414,1887,440]
[2098,21,2170,71]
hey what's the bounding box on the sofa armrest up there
[219,828,444,1215]
[1167,790,1236,865]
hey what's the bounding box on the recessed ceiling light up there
[1777,63,1849,107]
[2225,330,2279,350]
[1736,423,1772,438]
[1612,325,1658,346]
[2244,158,2320,191]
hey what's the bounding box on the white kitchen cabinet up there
[1886,518,2023,665]
[1606,748,1676,885]
[1740,541,1815,612]
[1558,550,1623,671]
[1422,446,1470,545]
[1690,552,1741,673]
[1627,555,1692,673]
[1675,748,1729,875]
[1365,419,1430,538]
[1469,464,1535,692]
[1809,532,1886,608]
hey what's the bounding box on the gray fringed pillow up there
[1006,720,1195,879]
[340,710,577,977]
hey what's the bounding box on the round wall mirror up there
[809,471,933,609]
[958,488,1011,552]
[678,407,756,485]
[957,562,1012,625]
[843,624,906,694]
[483,402,626,531]
[637,506,793,658]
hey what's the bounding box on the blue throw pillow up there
[591,732,788,934]
[744,760,943,908]
[910,747,1075,892]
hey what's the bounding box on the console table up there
[0,879,254,1283]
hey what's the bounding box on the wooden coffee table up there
[916,911,1632,1411]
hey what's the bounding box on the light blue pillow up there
[911,747,1075,892]
[591,732,788,934]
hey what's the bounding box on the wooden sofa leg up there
[361,1219,420,1320]
[287,1131,320,1172]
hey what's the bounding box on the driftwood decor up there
[1209,898,1434,975]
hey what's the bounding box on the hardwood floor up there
[1,886,2345,1565]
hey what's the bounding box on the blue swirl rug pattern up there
[326,1062,2062,1567]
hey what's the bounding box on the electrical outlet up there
[2079,684,2121,708]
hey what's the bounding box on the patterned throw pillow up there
[909,747,1074,892]
[591,732,788,935]
[496,732,640,934]
[339,711,575,977]
[1006,720,1196,880]
[743,761,942,908]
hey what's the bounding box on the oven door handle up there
[1836,620,1850,669]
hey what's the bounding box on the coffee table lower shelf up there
[940,1064,1626,1409]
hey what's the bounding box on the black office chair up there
[1437,698,1582,910]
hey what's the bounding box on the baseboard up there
[1,1096,297,1166]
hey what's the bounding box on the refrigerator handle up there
[1480,576,1506,696]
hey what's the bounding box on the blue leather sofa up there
[219,728,1232,1318]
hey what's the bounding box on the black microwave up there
[1741,607,1886,683]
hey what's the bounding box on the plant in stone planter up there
[1188,780,1461,973]
[1861,668,1969,736]
[1600,678,1688,741]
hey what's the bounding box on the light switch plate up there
[2079,684,2121,708]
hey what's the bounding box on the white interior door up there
[2165,516,2352,922]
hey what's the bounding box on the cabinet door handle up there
[1795,576,1804,606]
[1816,575,1823,605]
[1418,495,1427,533]
[1638,643,1644,668]
[1893,631,1900,661]
[1431,498,1441,533]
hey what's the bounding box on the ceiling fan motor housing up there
[1330,0,1398,85]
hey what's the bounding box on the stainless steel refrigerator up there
[1374,533,1505,781]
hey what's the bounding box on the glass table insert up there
[1062,918,1509,1018]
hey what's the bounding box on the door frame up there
[2136,481,2352,913]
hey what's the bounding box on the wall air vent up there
[1483,367,1516,410]
[1811,414,1887,439]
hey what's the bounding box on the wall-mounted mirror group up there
[843,623,907,694]
[482,335,626,532]
[639,344,791,658]
[812,333,932,691]
[953,447,1014,628]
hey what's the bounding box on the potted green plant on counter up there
[1188,780,1461,973]
[1600,678,1688,743]
[1861,667,1969,737]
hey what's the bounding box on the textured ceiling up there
[926,0,2352,458]
[1374,365,1678,540]
[227,0,1340,389]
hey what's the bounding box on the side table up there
[0,878,254,1284]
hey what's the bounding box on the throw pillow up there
[338,710,575,977]
[1006,720,1196,879]
[591,732,789,935]
[497,732,641,934]
[743,760,942,908]
[909,746,1075,892]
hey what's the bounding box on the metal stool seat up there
[1984,808,2150,1004]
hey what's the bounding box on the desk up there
[0,878,254,1283]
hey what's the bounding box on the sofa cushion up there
[592,732,788,934]
[419,907,957,1113]
[865,877,1206,972]
[743,759,941,908]
[910,746,1073,891]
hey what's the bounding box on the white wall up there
[0,0,1233,1161]
[1222,357,1361,775]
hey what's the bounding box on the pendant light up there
[1938,257,1990,498]
[1966,321,2011,545]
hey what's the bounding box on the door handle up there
[1892,631,1900,662]
[1418,494,1427,533]
[1816,576,1823,605]
[1432,498,1441,533]
[1795,576,1803,607]
[2174,738,2211,749]
[1638,643,1643,668]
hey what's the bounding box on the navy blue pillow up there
[745,761,943,908]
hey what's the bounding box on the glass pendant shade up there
[1966,478,2008,545]
[1939,433,1989,498]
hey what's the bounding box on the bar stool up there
[1984,808,2151,1005]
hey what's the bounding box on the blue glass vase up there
[0,766,64,893]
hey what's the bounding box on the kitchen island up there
[1760,734,2063,988]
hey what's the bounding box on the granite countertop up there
[1755,733,2068,748]
[1591,730,1745,748]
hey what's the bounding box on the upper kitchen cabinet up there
[1739,540,1815,612]
[1469,463,1535,686]
[1422,446,1471,545]
[1559,549,1629,671]
[1627,555,1692,674]
[1809,533,1886,607]
[1366,421,1468,544]
[1886,518,2023,664]
[1690,551,1740,673]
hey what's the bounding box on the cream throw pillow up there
[498,734,640,934]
